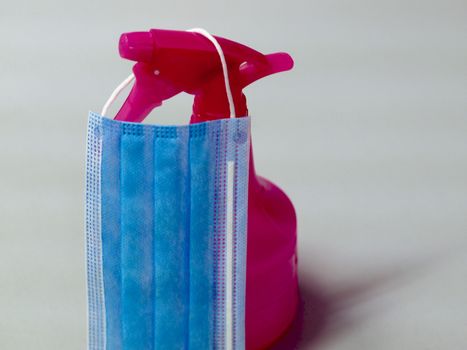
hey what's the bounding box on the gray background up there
[1,0,467,349]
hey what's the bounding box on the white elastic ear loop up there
[101,28,236,118]
[101,73,135,117]
[186,28,236,118]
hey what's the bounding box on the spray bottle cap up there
[114,29,294,122]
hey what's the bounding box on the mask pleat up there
[188,128,215,349]
[120,133,155,349]
[101,125,123,349]
[153,132,190,348]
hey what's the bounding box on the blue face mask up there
[85,30,250,350]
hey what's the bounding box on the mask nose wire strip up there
[225,160,235,350]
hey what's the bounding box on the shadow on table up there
[269,252,446,350]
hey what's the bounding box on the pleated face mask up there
[85,30,250,350]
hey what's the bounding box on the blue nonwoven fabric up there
[85,111,250,350]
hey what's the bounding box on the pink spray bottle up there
[115,29,299,349]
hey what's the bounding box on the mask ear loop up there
[186,28,236,118]
[101,28,236,119]
[101,73,135,117]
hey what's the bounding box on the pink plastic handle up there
[115,29,294,122]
